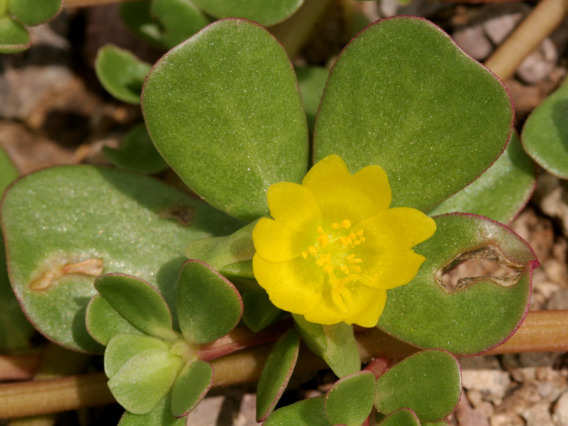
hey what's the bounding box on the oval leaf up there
[256,329,300,421]
[105,333,170,379]
[264,396,331,426]
[170,360,213,417]
[325,371,375,426]
[314,17,513,211]
[190,0,304,26]
[109,349,183,414]
[95,274,175,341]
[86,295,142,346]
[0,16,30,54]
[9,0,62,26]
[293,314,360,378]
[142,19,309,221]
[231,277,282,332]
[120,395,185,426]
[429,132,535,224]
[375,350,461,423]
[176,260,243,344]
[150,0,209,49]
[95,45,152,104]
[522,82,568,178]
[379,408,421,426]
[378,213,538,355]
[0,166,242,352]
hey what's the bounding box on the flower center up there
[301,219,366,312]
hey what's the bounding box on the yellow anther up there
[353,266,362,273]
[302,251,308,259]
[323,264,335,275]
[332,222,341,230]
[317,233,329,246]
[317,226,324,234]
[341,219,351,229]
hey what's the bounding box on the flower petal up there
[267,182,321,233]
[302,155,389,224]
[352,164,391,211]
[345,289,387,327]
[252,255,323,313]
[253,218,312,262]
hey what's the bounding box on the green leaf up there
[142,19,309,221]
[314,17,513,211]
[95,274,176,341]
[86,295,142,346]
[231,277,282,332]
[120,395,185,426]
[220,260,254,280]
[95,45,151,105]
[190,0,304,26]
[379,408,421,426]
[177,260,243,344]
[0,147,17,194]
[325,371,375,426]
[293,314,359,378]
[105,333,170,378]
[170,360,212,417]
[374,350,461,423]
[378,213,537,355]
[296,66,328,135]
[1,166,242,352]
[108,349,183,414]
[429,132,535,224]
[522,82,568,178]
[265,396,331,426]
[0,16,30,54]
[186,221,255,271]
[9,0,62,26]
[103,123,168,174]
[257,329,300,421]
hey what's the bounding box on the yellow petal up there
[352,164,391,212]
[252,255,323,313]
[253,218,312,262]
[360,249,427,290]
[345,289,387,327]
[266,182,321,233]
[303,155,390,225]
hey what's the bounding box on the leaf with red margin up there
[378,213,538,355]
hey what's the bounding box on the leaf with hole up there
[9,0,62,26]
[96,274,176,341]
[293,314,359,378]
[264,396,331,426]
[378,408,421,426]
[522,82,568,179]
[375,350,461,423]
[86,295,142,346]
[0,16,30,54]
[177,260,242,344]
[314,17,513,211]
[429,132,535,224]
[0,166,242,352]
[256,329,300,422]
[95,45,152,104]
[170,360,212,417]
[190,0,304,26]
[324,371,375,426]
[378,213,537,355]
[142,19,309,221]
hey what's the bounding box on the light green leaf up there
[314,17,513,211]
[0,16,30,54]
[325,371,375,426]
[170,360,212,417]
[120,395,185,426]
[1,166,242,352]
[177,260,242,344]
[190,0,304,26]
[257,329,300,421]
[378,213,537,355]
[293,314,359,378]
[429,132,535,224]
[150,0,209,48]
[95,274,176,341]
[264,396,331,426]
[95,45,152,104]
[142,19,309,221]
[108,349,183,414]
[522,82,568,178]
[86,295,142,346]
[379,408,421,426]
[9,0,62,26]
[375,350,461,423]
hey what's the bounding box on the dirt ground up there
[2,1,568,425]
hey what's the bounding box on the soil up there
[2,1,568,425]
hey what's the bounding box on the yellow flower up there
[252,155,436,327]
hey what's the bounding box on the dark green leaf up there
[170,360,212,417]
[142,19,309,221]
[375,350,461,423]
[190,0,304,26]
[296,66,328,135]
[325,371,375,426]
[0,147,18,194]
[231,277,282,332]
[0,16,30,54]
[86,295,142,346]
[9,0,62,26]
[314,17,512,211]
[264,396,331,426]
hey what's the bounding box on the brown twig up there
[484,0,568,81]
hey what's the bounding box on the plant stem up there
[0,354,39,381]
[484,0,568,81]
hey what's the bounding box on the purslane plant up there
[1,16,539,424]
